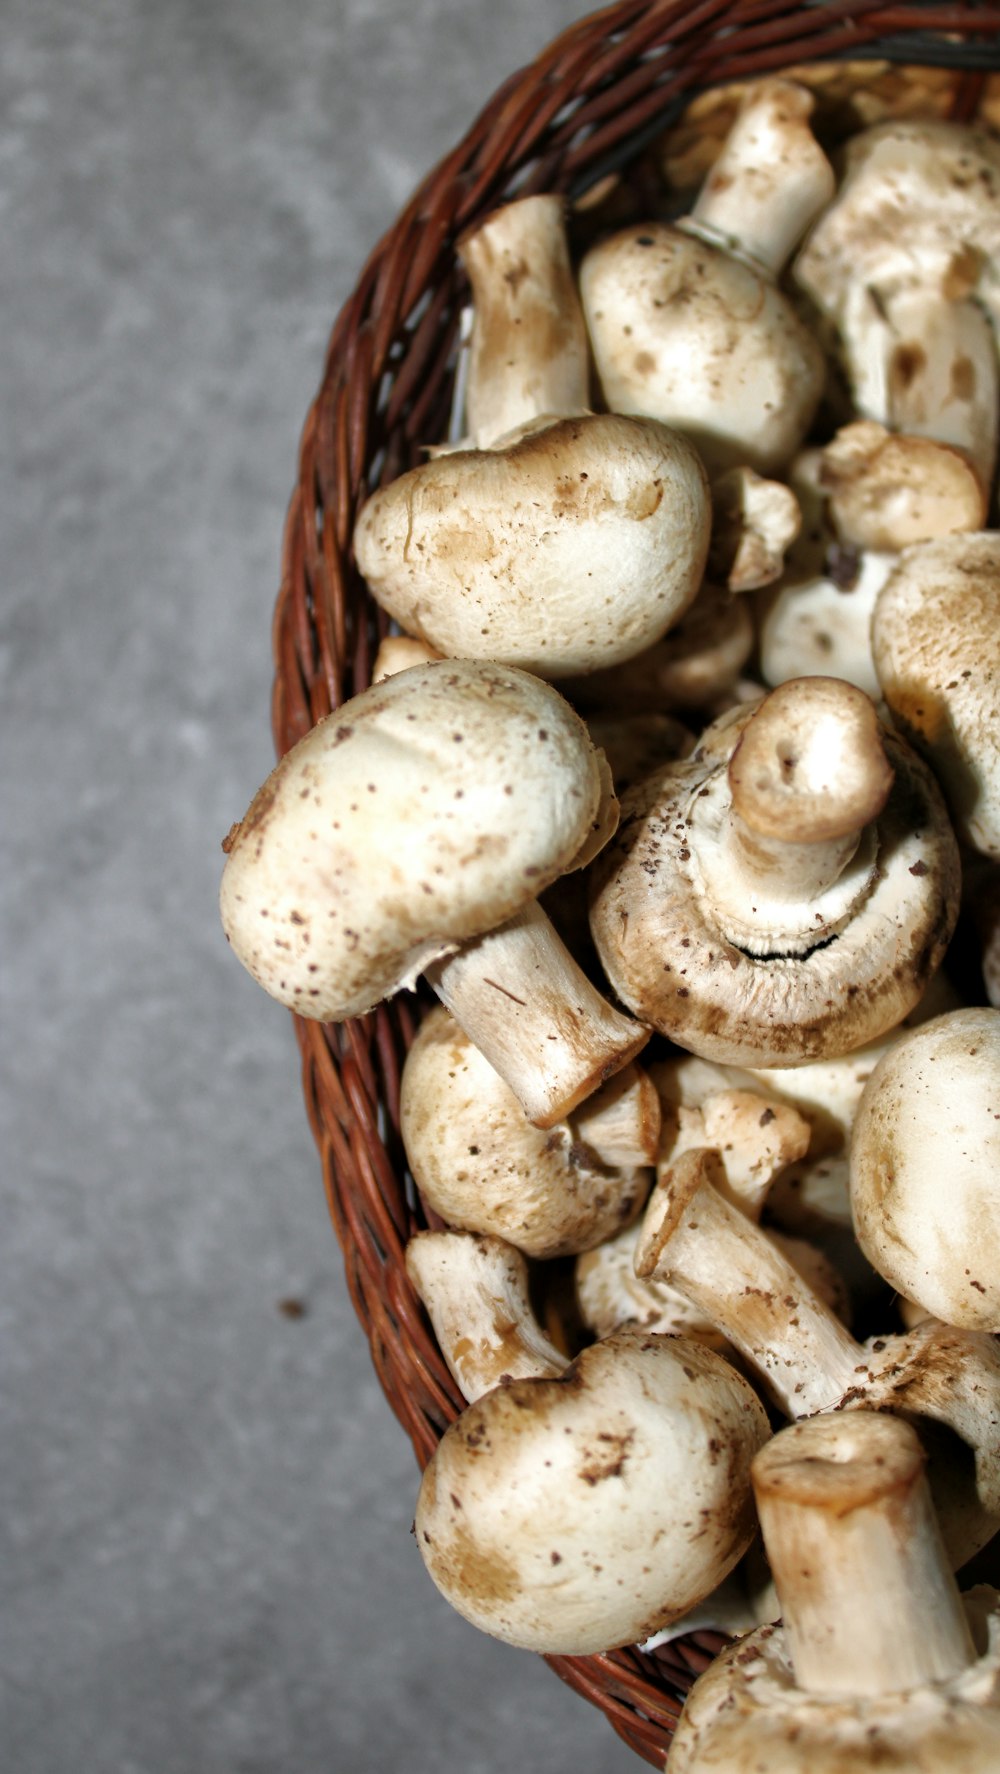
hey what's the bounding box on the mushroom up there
[817,418,988,554]
[353,196,711,680]
[871,532,1000,858]
[220,659,648,1126]
[668,1412,1000,1773]
[794,117,1000,515]
[399,1006,651,1259]
[579,79,834,474]
[457,193,591,450]
[849,1008,1000,1333]
[635,1148,1000,1567]
[588,677,961,1067]
[413,1326,770,1654]
[707,465,802,593]
[654,1073,812,1222]
[404,1229,568,1402]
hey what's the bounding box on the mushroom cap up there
[579,223,826,474]
[871,532,1000,857]
[352,414,710,679]
[667,1593,1000,1773]
[400,1006,648,1259]
[220,660,603,1019]
[414,1328,769,1653]
[588,700,961,1067]
[818,421,987,554]
[850,1008,1000,1331]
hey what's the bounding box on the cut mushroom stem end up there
[723,676,894,905]
[753,1413,978,1697]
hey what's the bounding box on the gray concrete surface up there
[3,3,646,1770]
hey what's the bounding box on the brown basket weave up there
[270,3,1000,1763]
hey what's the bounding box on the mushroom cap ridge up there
[220,659,602,1019]
[588,707,961,1067]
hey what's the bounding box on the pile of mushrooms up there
[221,67,1000,1755]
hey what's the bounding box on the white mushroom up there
[353,196,711,680]
[872,532,1000,858]
[850,1008,1000,1333]
[588,679,961,1067]
[404,1229,568,1402]
[413,1327,770,1654]
[221,659,648,1126]
[708,465,802,593]
[371,633,442,682]
[669,1412,1000,1773]
[574,1219,732,1352]
[457,194,591,450]
[580,80,834,474]
[817,417,987,553]
[399,1006,650,1259]
[794,117,1000,510]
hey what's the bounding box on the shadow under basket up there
[268,3,1000,1764]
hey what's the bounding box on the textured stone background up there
[3,3,645,1770]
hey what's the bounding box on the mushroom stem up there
[635,1149,862,1416]
[753,1413,978,1698]
[405,1230,568,1403]
[719,677,894,905]
[458,195,591,449]
[426,898,650,1128]
[570,1060,661,1169]
[683,79,834,278]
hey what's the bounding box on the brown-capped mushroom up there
[413,1327,770,1654]
[580,80,834,474]
[220,659,648,1126]
[588,678,961,1067]
[669,1412,1000,1773]
[850,1008,1000,1333]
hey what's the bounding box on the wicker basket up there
[269,3,1000,1763]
